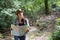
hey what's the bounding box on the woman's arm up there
[25,18,31,32]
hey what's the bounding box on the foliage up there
[56,18,60,26]
[49,18,60,40]
[0,0,20,32]
[0,8,17,32]
[17,0,45,24]
[52,27,60,40]
[0,0,60,33]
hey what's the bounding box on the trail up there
[0,25,53,40]
[0,15,56,40]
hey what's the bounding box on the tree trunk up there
[44,0,49,15]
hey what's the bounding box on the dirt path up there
[0,26,52,40]
[26,26,51,40]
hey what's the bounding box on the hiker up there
[12,9,30,40]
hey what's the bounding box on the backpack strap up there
[24,18,27,25]
[24,18,30,26]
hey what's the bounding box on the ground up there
[0,15,56,40]
[0,26,52,40]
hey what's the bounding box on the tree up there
[44,0,49,15]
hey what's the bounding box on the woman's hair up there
[16,9,23,15]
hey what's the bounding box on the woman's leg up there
[14,36,19,40]
[19,35,26,40]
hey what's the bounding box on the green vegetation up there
[0,0,60,40]
[52,18,60,40]
[48,18,60,40]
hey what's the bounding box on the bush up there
[49,18,60,40]
[0,8,17,33]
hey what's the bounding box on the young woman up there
[12,9,30,40]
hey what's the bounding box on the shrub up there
[49,18,60,40]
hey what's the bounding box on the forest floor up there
[0,15,56,40]
[0,26,52,40]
